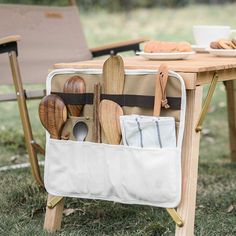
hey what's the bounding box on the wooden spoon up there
[63,75,86,116]
[103,55,125,94]
[153,64,169,116]
[99,99,123,145]
[39,94,67,139]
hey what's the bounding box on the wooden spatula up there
[39,94,67,139]
[99,99,123,145]
[63,75,86,116]
[153,64,169,116]
[101,55,125,144]
[103,55,125,94]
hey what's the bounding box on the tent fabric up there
[0,4,92,85]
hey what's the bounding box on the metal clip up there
[166,208,184,227]
[161,98,170,109]
[195,72,219,132]
[47,196,64,209]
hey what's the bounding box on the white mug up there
[193,25,236,46]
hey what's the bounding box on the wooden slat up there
[54,54,236,73]
[54,62,197,90]
[225,80,236,162]
[54,54,236,89]
[196,68,236,85]
[0,89,46,102]
[176,86,203,236]
[44,194,64,232]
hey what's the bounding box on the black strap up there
[0,42,18,56]
[52,92,181,110]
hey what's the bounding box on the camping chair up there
[0,1,147,187]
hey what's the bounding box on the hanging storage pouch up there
[44,69,186,208]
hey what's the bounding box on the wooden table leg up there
[44,194,65,232]
[225,80,236,162]
[175,86,203,236]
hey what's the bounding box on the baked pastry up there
[144,40,192,53]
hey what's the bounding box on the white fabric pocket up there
[120,115,176,148]
[45,139,182,208]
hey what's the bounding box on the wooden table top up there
[54,53,236,72]
[54,53,236,89]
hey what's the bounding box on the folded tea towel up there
[120,115,176,148]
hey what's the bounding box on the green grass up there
[1,3,236,236]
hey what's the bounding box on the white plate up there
[207,49,236,57]
[191,44,208,53]
[136,51,195,60]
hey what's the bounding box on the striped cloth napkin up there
[120,115,176,148]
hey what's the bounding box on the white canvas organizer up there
[44,69,186,208]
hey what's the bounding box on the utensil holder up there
[44,68,186,209]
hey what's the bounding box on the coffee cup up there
[193,25,236,46]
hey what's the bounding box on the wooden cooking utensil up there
[103,55,125,94]
[63,75,86,116]
[101,55,125,144]
[92,83,101,143]
[73,121,88,141]
[39,94,67,139]
[99,99,123,145]
[153,64,170,116]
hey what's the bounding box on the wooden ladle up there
[99,99,123,145]
[38,94,67,139]
[63,75,86,116]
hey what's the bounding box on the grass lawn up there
[1,3,236,236]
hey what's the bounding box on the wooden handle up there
[92,83,101,143]
[153,64,169,116]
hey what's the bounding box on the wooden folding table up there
[49,53,236,236]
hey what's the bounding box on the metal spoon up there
[73,121,88,141]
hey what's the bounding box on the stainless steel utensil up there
[73,121,88,141]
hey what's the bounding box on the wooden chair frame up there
[0,35,146,187]
[0,0,147,187]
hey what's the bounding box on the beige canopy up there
[0,4,92,85]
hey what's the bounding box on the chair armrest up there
[0,35,21,55]
[0,35,21,45]
[90,37,148,57]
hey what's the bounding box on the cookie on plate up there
[210,39,236,49]
[210,41,221,49]
[218,39,233,49]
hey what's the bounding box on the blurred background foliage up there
[0,0,236,10]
